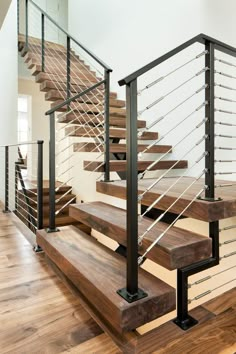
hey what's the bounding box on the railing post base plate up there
[46,228,60,233]
[2,210,11,214]
[117,288,148,303]
[33,245,44,253]
[197,196,222,202]
[173,315,198,331]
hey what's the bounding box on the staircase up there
[17,2,236,352]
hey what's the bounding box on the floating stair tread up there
[66,126,158,140]
[73,143,171,153]
[45,90,126,108]
[96,177,236,222]
[59,115,144,128]
[69,202,212,270]
[36,226,176,332]
[43,215,77,227]
[83,160,187,172]
[53,102,126,117]
[40,80,117,99]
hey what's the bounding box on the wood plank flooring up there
[0,207,235,353]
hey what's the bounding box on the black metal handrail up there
[119,33,236,86]
[27,0,112,71]
[117,33,236,329]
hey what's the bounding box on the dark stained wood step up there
[43,215,78,228]
[83,160,188,172]
[54,102,126,117]
[66,126,158,140]
[36,226,176,332]
[73,142,171,153]
[39,80,117,99]
[29,63,99,81]
[23,52,89,68]
[28,193,76,206]
[35,73,105,92]
[69,202,212,270]
[96,177,236,222]
[45,90,125,108]
[59,114,145,129]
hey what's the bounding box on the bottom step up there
[37,226,175,333]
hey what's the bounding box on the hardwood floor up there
[0,208,235,353]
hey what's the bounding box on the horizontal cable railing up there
[18,0,113,231]
[117,34,236,329]
[0,141,43,235]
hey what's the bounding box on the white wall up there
[0,0,17,202]
[18,79,50,179]
[0,0,12,30]
[68,0,206,96]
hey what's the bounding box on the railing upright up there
[48,113,58,233]
[37,140,44,230]
[104,69,111,182]
[205,42,216,200]
[41,13,45,72]
[3,146,10,213]
[25,0,29,52]
[117,79,147,303]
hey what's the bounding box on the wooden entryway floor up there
[0,208,235,353]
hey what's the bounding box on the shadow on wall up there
[0,0,12,30]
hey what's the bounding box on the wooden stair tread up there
[69,202,212,270]
[36,225,176,332]
[73,142,171,153]
[83,160,188,172]
[53,102,126,116]
[45,90,126,108]
[96,177,236,222]
[43,215,77,227]
[59,115,145,128]
[40,80,117,99]
[66,126,158,140]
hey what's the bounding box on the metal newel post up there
[47,113,58,232]
[104,69,110,182]
[205,42,215,200]
[117,79,147,303]
[3,146,10,213]
[25,0,29,52]
[37,140,44,230]
[67,36,71,107]
[41,14,45,72]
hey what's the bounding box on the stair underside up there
[84,160,188,172]
[73,143,172,154]
[96,177,236,222]
[36,226,176,333]
[69,202,212,270]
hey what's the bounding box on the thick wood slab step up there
[69,202,212,270]
[74,142,171,153]
[36,226,176,332]
[43,215,78,228]
[83,160,188,172]
[45,90,125,108]
[59,113,144,128]
[96,178,236,222]
[40,80,117,99]
[66,126,158,140]
[53,102,126,117]
[35,72,105,92]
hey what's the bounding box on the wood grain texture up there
[59,114,145,128]
[69,202,212,270]
[84,160,187,172]
[96,177,236,221]
[73,142,172,153]
[67,126,158,140]
[36,226,176,333]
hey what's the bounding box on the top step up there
[37,226,176,333]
